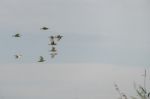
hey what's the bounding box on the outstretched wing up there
[40,56,44,61]
[13,33,20,37]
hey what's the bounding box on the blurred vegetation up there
[114,69,150,99]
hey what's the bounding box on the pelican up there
[14,54,22,59]
[55,35,63,41]
[12,33,21,37]
[40,27,49,30]
[50,47,57,52]
[38,56,46,62]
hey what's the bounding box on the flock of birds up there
[13,27,63,62]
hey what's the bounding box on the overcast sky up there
[0,0,150,99]
[0,0,150,66]
[0,64,149,99]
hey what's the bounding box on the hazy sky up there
[0,0,150,66]
[0,64,149,99]
[0,0,150,99]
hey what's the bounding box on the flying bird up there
[55,35,63,41]
[14,54,22,59]
[49,36,54,39]
[50,53,57,58]
[48,41,57,46]
[41,27,49,30]
[49,36,55,42]
[12,33,21,37]
[50,47,57,52]
[38,56,46,62]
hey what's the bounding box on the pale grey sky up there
[0,0,150,65]
[0,64,149,99]
[0,0,150,99]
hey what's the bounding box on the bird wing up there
[40,56,44,60]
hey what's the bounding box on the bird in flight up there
[50,53,57,58]
[12,33,21,37]
[38,56,46,62]
[41,27,49,30]
[50,47,57,52]
[48,41,57,46]
[49,36,55,42]
[55,35,63,41]
[14,54,22,59]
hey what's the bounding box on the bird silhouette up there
[50,47,57,52]
[50,53,57,58]
[48,36,55,42]
[48,41,57,46]
[40,27,49,30]
[14,54,22,59]
[12,33,21,37]
[49,36,54,39]
[38,56,46,62]
[55,35,63,41]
